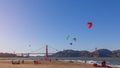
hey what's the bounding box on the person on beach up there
[22,60,24,64]
[34,60,37,64]
[101,60,106,67]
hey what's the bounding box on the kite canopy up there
[70,42,72,45]
[29,45,31,47]
[73,37,77,42]
[66,35,70,40]
[88,22,93,29]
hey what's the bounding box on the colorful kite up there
[88,22,93,29]
[66,35,70,40]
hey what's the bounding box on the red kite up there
[88,22,93,29]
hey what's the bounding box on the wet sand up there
[0,59,119,68]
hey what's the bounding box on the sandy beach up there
[0,59,119,68]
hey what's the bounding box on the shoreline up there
[0,59,119,68]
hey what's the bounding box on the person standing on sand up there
[101,60,106,67]
[22,60,24,64]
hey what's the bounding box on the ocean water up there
[28,57,120,66]
[47,57,120,67]
[76,60,120,67]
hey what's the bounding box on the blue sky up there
[0,0,120,53]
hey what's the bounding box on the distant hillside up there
[51,49,120,57]
[112,50,120,57]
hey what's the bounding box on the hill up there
[51,49,120,57]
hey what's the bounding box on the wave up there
[65,60,120,67]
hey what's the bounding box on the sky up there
[0,0,120,53]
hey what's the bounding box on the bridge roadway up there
[16,53,55,54]
[16,53,55,56]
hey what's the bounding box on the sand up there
[0,59,119,68]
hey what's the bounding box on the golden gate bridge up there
[15,45,59,57]
[15,45,99,58]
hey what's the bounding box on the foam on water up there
[68,60,120,67]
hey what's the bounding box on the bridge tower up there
[95,48,99,57]
[46,45,48,57]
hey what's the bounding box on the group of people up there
[12,60,20,64]
[93,60,111,68]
